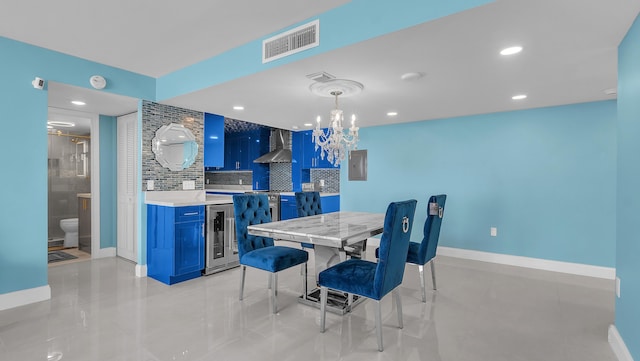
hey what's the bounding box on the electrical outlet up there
[147,180,154,191]
[239,179,243,185]
[490,227,497,237]
[183,180,195,190]
[319,179,325,186]
[616,277,621,298]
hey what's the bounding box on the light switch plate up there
[183,180,195,190]
[147,180,154,191]
[490,227,497,237]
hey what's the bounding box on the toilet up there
[60,218,79,248]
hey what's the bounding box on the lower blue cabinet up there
[147,205,205,285]
[280,195,298,220]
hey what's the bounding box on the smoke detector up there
[90,75,106,90]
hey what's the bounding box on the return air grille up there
[263,20,319,63]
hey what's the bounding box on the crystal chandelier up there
[311,80,363,166]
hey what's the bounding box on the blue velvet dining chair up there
[377,194,447,302]
[233,193,309,314]
[318,199,417,352]
[294,191,322,249]
[409,195,446,302]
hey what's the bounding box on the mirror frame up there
[151,123,198,171]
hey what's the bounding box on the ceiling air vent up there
[263,20,319,63]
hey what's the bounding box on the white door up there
[117,112,138,262]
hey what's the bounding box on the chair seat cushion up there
[240,246,308,273]
[318,259,379,300]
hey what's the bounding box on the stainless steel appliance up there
[266,192,281,221]
[204,204,239,275]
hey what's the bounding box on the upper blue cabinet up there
[299,130,339,169]
[204,113,225,168]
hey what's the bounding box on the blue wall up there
[341,101,617,267]
[99,115,117,249]
[616,14,640,359]
[0,37,154,295]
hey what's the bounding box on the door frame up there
[47,107,115,258]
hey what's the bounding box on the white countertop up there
[145,190,233,207]
[145,190,339,207]
[279,192,340,197]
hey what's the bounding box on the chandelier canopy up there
[310,79,363,166]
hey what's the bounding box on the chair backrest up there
[373,199,418,299]
[233,193,274,259]
[418,194,447,264]
[295,191,323,217]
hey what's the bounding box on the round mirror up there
[152,123,198,171]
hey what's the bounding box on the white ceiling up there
[3,0,640,130]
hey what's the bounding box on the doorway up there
[47,108,94,264]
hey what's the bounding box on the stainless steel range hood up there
[253,129,292,163]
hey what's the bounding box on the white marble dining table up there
[247,211,385,313]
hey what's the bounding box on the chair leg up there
[393,289,403,329]
[268,273,272,289]
[320,286,328,332]
[301,263,308,300]
[361,238,367,260]
[271,273,278,314]
[430,260,437,290]
[239,266,246,301]
[375,300,383,352]
[418,265,427,303]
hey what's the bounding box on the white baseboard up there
[0,285,51,311]
[92,246,116,259]
[437,247,615,280]
[609,325,634,361]
[135,264,147,278]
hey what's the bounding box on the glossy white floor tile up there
[0,254,616,361]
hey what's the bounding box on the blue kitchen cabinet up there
[204,113,224,168]
[280,195,298,220]
[147,205,205,285]
[224,133,249,170]
[223,128,270,172]
[320,195,340,213]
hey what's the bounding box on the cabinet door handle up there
[183,212,199,216]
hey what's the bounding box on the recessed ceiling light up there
[512,94,527,100]
[387,112,398,116]
[500,46,523,56]
[304,123,313,127]
[71,100,86,106]
[47,121,75,127]
[400,72,425,81]
[233,106,244,110]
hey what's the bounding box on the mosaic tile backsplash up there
[310,168,340,193]
[142,101,204,191]
[270,163,293,191]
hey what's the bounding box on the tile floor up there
[0,253,616,361]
